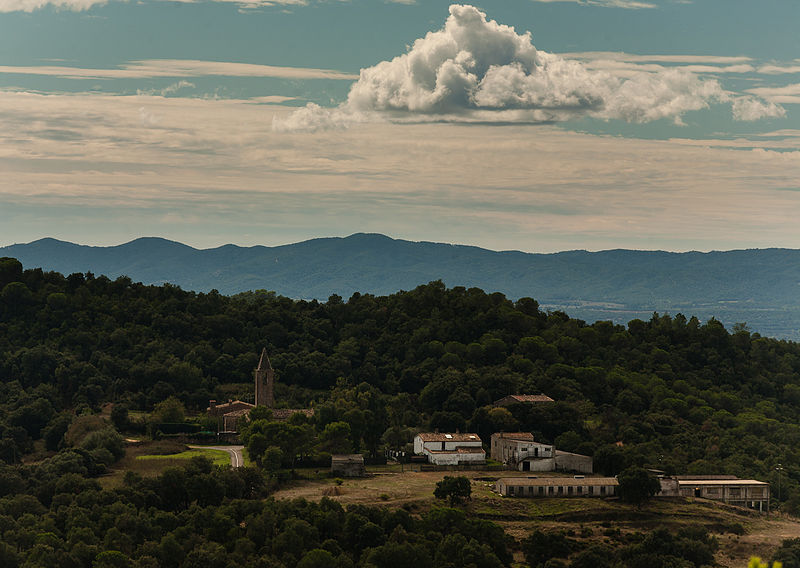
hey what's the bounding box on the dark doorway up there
[694,488,702,497]
[522,461,530,471]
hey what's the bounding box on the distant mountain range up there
[2,233,799,340]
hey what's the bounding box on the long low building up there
[496,476,618,498]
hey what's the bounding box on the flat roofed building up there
[413,433,485,466]
[660,477,770,512]
[496,476,618,498]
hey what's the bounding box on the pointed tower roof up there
[256,347,273,371]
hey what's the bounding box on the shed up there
[331,454,366,477]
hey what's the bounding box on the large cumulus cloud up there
[275,4,780,132]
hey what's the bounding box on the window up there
[577,486,583,495]
[538,486,544,496]
[509,486,515,496]
[600,486,606,495]
[548,486,554,495]
[567,486,573,495]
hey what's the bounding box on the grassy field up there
[136,448,231,467]
[98,440,232,489]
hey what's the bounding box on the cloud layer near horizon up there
[274,4,781,132]
[2,89,799,252]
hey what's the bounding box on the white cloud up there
[530,0,656,8]
[0,60,357,80]
[732,97,787,122]
[276,4,730,131]
[0,0,105,12]
[137,80,196,97]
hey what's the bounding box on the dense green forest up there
[2,256,800,493]
[2,256,800,566]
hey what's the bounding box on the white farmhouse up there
[413,432,486,466]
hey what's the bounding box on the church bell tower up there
[254,347,274,408]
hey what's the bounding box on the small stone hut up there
[331,454,366,477]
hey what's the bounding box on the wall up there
[518,457,556,472]
[555,451,593,474]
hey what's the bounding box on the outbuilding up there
[331,454,366,477]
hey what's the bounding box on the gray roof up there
[417,432,482,442]
[677,479,768,487]
[499,477,618,487]
[331,454,364,463]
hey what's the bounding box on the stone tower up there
[254,347,274,408]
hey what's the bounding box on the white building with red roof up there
[413,432,486,466]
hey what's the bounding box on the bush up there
[433,476,471,505]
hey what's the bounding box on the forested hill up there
[3,234,800,339]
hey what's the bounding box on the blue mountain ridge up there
[2,233,799,340]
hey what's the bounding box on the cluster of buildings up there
[493,473,770,511]
[206,349,313,432]
[411,430,593,473]
[205,361,772,513]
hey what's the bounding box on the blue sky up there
[1,0,798,252]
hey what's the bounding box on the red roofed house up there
[413,432,486,466]
[494,394,555,407]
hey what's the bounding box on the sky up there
[0,0,799,253]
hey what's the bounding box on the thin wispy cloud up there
[747,84,800,105]
[0,0,310,12]
[0,59,357,80]
[275,4,777,132]
[758,65,800,75]
[530,0,657,9]
[561,53,754,65]
[0,0,105,12]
